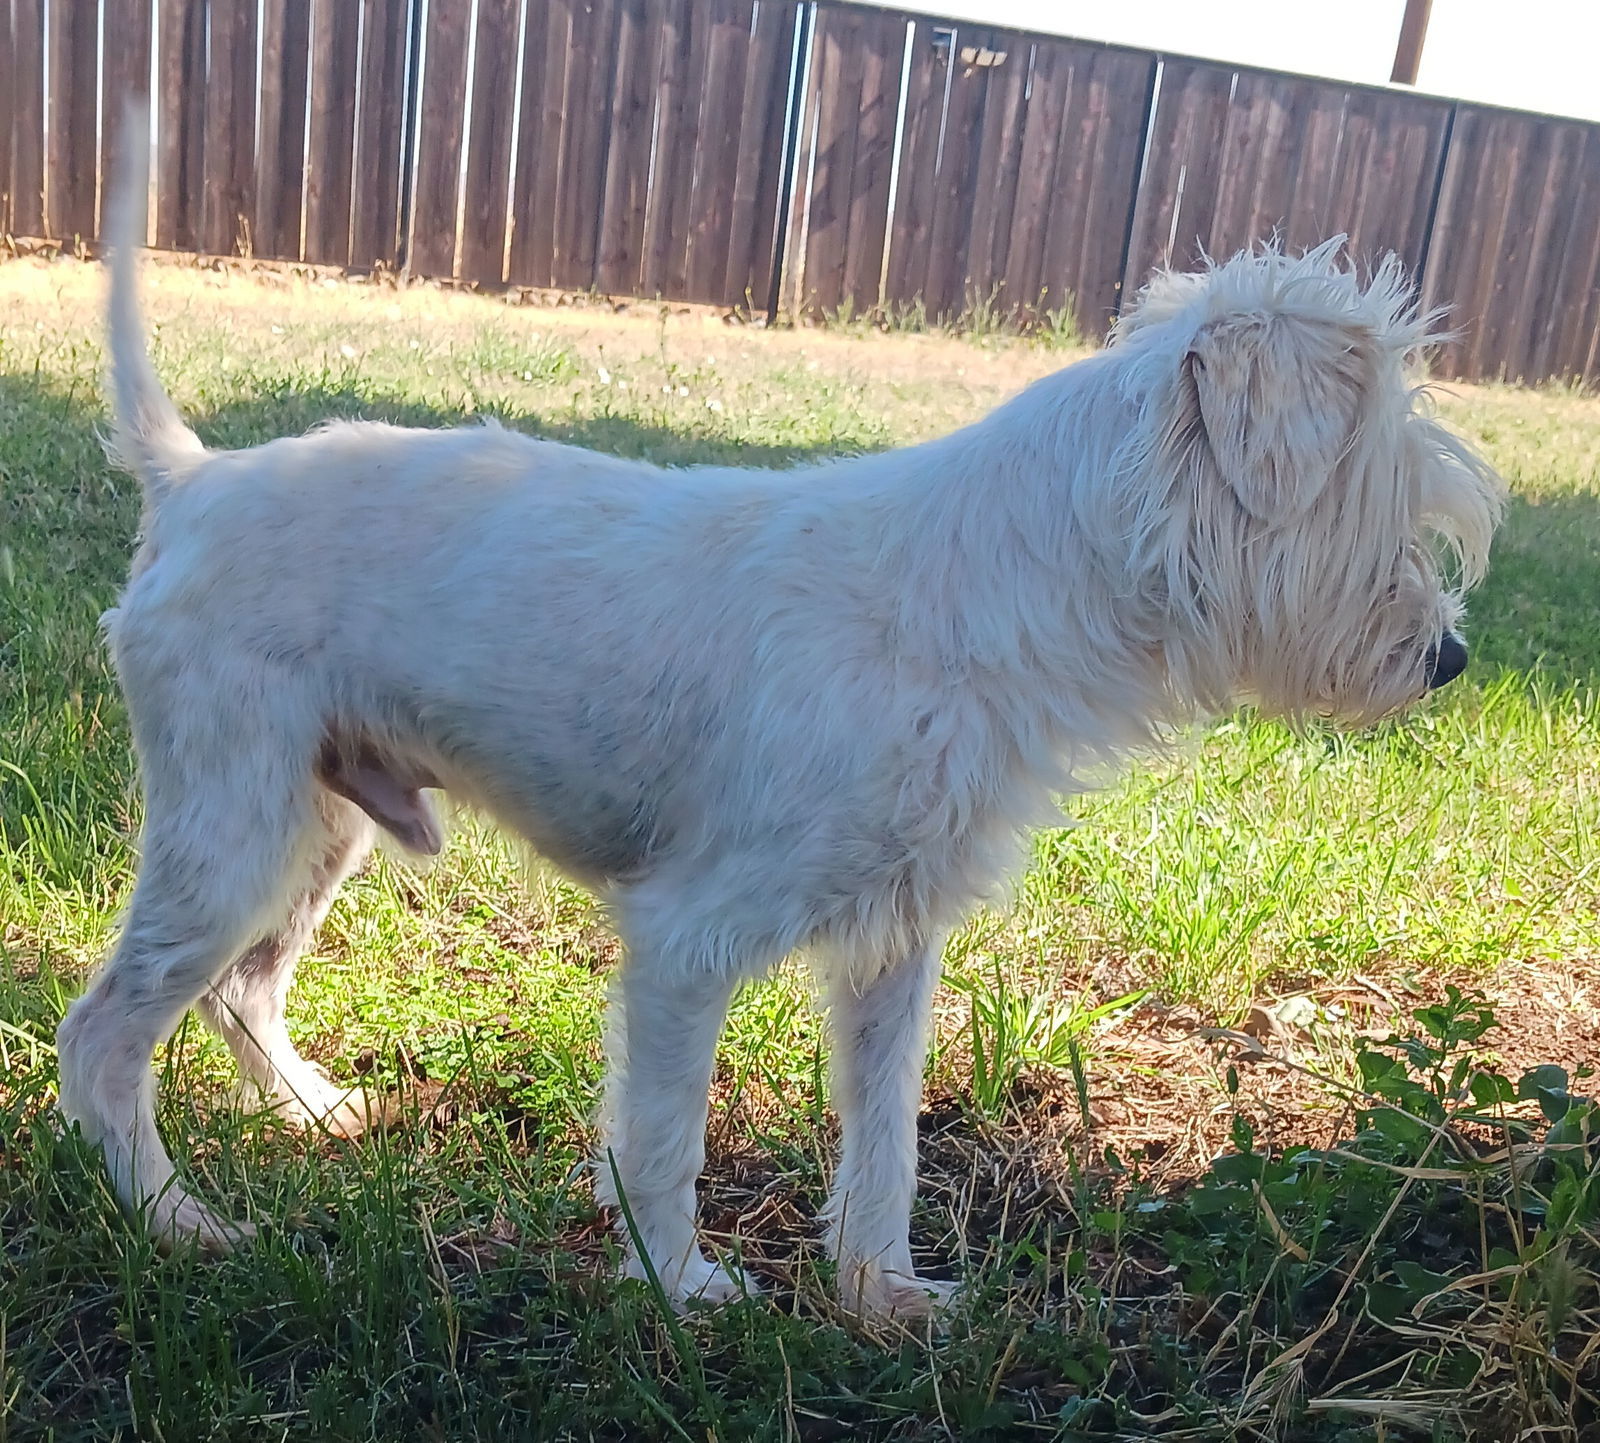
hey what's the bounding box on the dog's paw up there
[148,1189,254,1255]
[272,1074,392,1140]
[681,1257,759,1309]
[839,1262,958,1322]
[624,1250,760,1310]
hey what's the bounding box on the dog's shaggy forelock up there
[56,111,1505,1322]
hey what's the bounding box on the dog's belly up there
[454,752,664,883]
[375,683,692,886]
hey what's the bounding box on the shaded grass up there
[3,255,1600,1440]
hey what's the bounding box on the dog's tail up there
[104,102,206,505]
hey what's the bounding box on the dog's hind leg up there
[594,960,751,1307]
[823,943,957,1320]
[196,789,384,1139]
[56,668,323,1250]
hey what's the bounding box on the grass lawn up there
[3,255,1600,1441]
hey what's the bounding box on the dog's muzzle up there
[1423,632,1468,691]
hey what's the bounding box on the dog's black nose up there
[1424,632,1468,690]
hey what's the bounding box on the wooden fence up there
[1,0,1597,384]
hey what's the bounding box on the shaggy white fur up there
[56,116,1504,1320]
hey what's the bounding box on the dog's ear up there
[1185,311,1370,520]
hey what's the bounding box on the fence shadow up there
[184,380,857,474]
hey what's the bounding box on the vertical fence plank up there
[201,0,258,256]
[0,1,13,237]
[639,0,705,298]
[594,0,657,297]
[304,0,360,265]
[668,0,718,298]
[720,0,798,310]
[409,0,471,277]
[350,0,410,271]
[788,3,904,314]
[557,0,618,289]
[918,32,988,316]
[1122,59,1231,284]
[775,1,818,313]
[1209,73,1293,256]
[1465,118,1528,380]
[156,0,206,251]
[102,0,155,243]
[1580,128,1600,386]
[1002,40,1073,318]
[459,0,522,285]
[1070,49,1157,330]
[679,0,748,302]
[1251,80,1304,241]
[837,8,900,310]
[631,0,684,298]
[912,23,978,317]
[256,0,313,261]
[1424,107,1523,380]
[508,0,568,287]
[1510,124,1585,383]
[1427,107,1600,383]
[10,0,46,239]
[1540,128,1600,385]
[1025,46,1153,334]
[804,4,866,313]
[662,0,726,300]
[47,0,99,245]
[959,30,1029,312]
[1419,108,1479,377]
[1480,119,1557,382]
[882,18,944,312]
[1279,88,1347,251]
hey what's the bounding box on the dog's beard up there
[1224,530,1462,728]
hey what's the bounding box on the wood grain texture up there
[47,0,98,243]
[101,0,156,243]
[304,0,361,265]
[409,0,471,277]
[9,0,46,238]
[350,0,411,271]
[459,0,521,284]
[256,0,313,260]
[7,0,1596,382]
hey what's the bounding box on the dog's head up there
[1106,240,1504,728]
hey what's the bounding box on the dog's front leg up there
[824,943,957,1320]
[595,963,752,1306]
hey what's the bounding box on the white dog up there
[57,121,1503,1320]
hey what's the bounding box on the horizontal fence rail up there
[0,0,1596,384]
